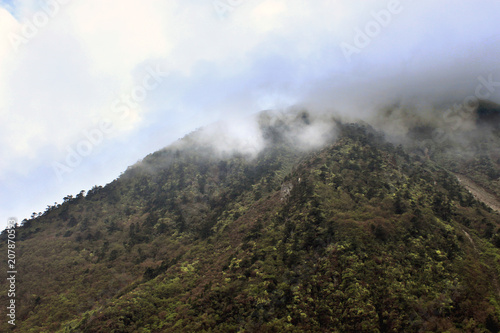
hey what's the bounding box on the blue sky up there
[1,0,500,230]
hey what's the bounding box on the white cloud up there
[1,0,500,229]
[0,7,18,107]
[67,0,172,78]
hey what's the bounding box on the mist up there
[1,0,500,229]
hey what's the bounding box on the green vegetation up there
[2,110,500,332]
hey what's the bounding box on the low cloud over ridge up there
[0,0,500,228]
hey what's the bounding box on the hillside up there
[2,109,500,332]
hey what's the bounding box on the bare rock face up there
[280,182,293,201]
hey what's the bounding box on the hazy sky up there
[1,0,500,230]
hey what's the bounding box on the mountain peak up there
[2,110,500,332]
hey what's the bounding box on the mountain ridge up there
[2,106,500,332]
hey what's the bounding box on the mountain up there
[2,107,500,332]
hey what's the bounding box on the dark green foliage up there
[1,115,500,333]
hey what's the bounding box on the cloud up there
[1,0,500,228]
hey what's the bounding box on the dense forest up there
[2,105,500,332]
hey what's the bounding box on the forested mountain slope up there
[2,109,500,332]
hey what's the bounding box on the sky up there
[0,0,500,230]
